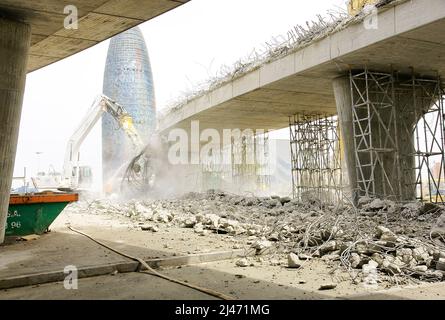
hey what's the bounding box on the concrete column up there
[333,74,435,202]
[0,18,31,243]
[333,77,359,203]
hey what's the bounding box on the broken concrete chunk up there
[251,239,272,251]
[365,199,386,211]
[420,202,441,215]
[318,283,337,290]
[413,265,428,273]
[371,253,384,267]
[383,259,402,275]
[140,224,158,232]
[436,258,445,271]
[267,233,279,241]
[298,253,312,261]
[355,243,369,255]
[350,253,362,269]
[204,213,220,228]
[269,259,280,266]
[401,202,422,212]
[287,253,302,268]
[226,225,235,234]
[193,223,205,235]
[376,226,392,238]
[322,254,340,262]
[320,226,343,241]
[362,261,378,284]
[236,258,249,267]
[320,240,338,254]
[279,196,291,205]
[431,213,445,238]
[367,259,379,269]
[184,216,197,228]
[266,199,281,208]
[156,211,172,223]
[396,248,415,265]
[380,232,398,243]
[412,247,430,263]
[358,196,373,207]
[427,270,444,280]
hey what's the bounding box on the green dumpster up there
[6,192,78,237]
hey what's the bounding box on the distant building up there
[102,27,156,187]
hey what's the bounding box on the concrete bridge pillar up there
[333,73,436,202]
[332,77,358,202]
[0,17,31,243]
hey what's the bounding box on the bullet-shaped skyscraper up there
[102,27,156,187]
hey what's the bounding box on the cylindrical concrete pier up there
[333,73,436,202]
[332,77,358,202]
[0,17,31,243]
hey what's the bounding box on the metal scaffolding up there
[289,113,342,204]
[350,69,445,202]
[231,131,271,192]
[398,74,445,202]
[200,131,271,192]
[350,69,401,200]
[201,146,228,191]
[254,131,271,190]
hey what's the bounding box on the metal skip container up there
[6,192,78,237]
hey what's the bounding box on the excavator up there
[32,94,147,192]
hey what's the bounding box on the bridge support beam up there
[0,18,31,243]
[333,70,444,203]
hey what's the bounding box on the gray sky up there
[14,0,347,189]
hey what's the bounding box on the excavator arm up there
[62,94,144,189]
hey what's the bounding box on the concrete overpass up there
[159,0,445,132]
[0,0,189,243]
[0,0,189,72]
[158,0,445,203]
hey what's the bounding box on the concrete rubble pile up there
[68,189,445,286]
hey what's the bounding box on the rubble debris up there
[431,213,445,238]
[420,203,442,216]
[318,283,337,290]
[287,253,302,268]
[236,259,249,267]
[298,253,312,261]
[66,192,445,288]
[436,258,445,271]
[251,239,272,253]
[140,224,159,232]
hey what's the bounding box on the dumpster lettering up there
[7,210,20,218]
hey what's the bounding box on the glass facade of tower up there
[102,27,156,185]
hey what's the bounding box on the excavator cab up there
[76,166,93,189]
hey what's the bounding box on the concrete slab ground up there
[1,210,444,300]
[0,210,244,281]
[1,260,445,300]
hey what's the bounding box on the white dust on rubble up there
[67,190,445,288]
